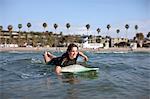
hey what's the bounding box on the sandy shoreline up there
[0,47,150,52]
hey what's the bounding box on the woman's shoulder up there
[62,52,68,57]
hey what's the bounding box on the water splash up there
[31,58,43,64]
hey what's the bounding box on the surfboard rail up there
[61,64,99,73]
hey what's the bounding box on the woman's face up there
[68,47,78,59]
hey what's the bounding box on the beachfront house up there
[111,38,128,47]
[81,35,106,49]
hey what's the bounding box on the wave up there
[0,57,50,80]
[31,58,44,64]
[112,51,129,54]
[7,51,40,54]
[19,72,44,79]
[95,51,129,54]
[1,66,46,80]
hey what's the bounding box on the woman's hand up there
[79,51,88,62]
[83,56,88,61]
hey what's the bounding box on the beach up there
[0,47,150,52]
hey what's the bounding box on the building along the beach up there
[111,38,128,47]
[82,35,107,49]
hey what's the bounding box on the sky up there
[0,0,149,39]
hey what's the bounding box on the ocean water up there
[0,51,150,99]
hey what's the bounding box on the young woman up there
[43,43,88,74]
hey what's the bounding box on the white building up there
[82,36,104,49]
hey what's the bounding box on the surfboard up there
[61,64,99,73]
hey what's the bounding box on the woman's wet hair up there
[67,43,78,52]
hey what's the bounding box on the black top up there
[47,52,79,67]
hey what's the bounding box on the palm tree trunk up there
[18,30,20,46]
[9,31,12,44]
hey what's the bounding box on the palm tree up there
[18,24,22,31]
[18,24,22,46]
[125,24,129,39]
[116,29,120,38]
[0,26,3,44]
[66,23,71,44]
[66,23,71,35]
[42,23,48,46]
[42,23,48,45]
[8,25,13,31]
[85,24,90,35]
[107,24,111,30]
[135,25,138,30]
[43,23,47,32]
[53,23,58,33]
[27,22,31,44]
[125,24,129,30]
[96,28,101,35]
[116,29,120,47]
[53,23,58,47]
[136,33,144,40]
[0,25,3,33]
[135,25,138,34]
[147,32,150,39]
[106,24,111,37]
[8,25,13,44]
[66,23,70,29]
[136,33,144,47]
[27,22,31,31]
[0,25,3,31]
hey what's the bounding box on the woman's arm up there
[78,51,88,61]
[55,66,62,75]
